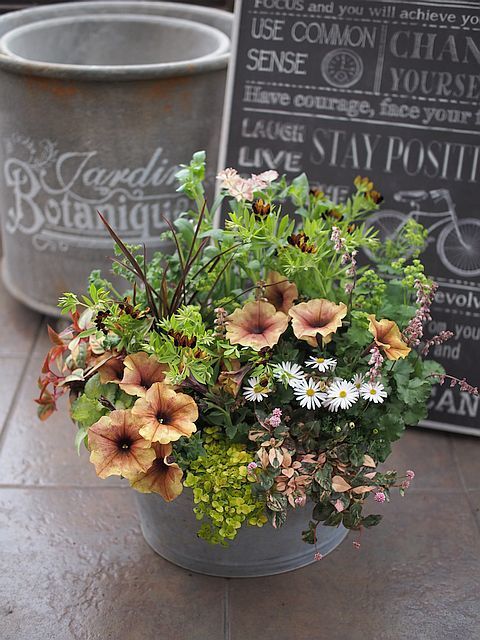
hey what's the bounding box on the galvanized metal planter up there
[136,491,349,577]
[0,2,232,316]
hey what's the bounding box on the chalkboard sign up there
[219,0,480,435]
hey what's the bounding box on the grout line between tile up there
[0,484,469,493]
[450,434,480,535]
[451,433,471,492]
[0,353,38,359]
[0,484,131,490]
[0,316,44,452]
[224,578,230,640]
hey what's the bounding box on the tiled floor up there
[1,278,479,640]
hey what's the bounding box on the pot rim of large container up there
[0,13,230,80]
[0,1,232,81]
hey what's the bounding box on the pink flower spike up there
[269,413,281,428]
[247,462,258,474]
[374,491,386,503]
[406,470,415,480]
[314,551,323,561]
[295,495,307,507]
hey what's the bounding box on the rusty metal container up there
[136,491,349,577]
[0,2,232,316]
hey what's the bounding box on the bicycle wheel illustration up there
[437,218,480,277]
[363,210,407,261]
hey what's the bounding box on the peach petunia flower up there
[130,442,183,501]
[132,382,198,444]
[118,352,168,397]
[88,410,155,480]
[226,300,289,351]
[265,271,298,314]
[367,316,411,360]
[89,352,125,384]
[288,299,347,346]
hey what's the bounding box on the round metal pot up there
[0,2,232,316]
[135,491,349,578]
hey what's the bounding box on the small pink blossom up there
[401,480,410,489]
[216,168,239,189]
[331,226,346,252]
[368,345,384,382]
[314,551,323,561]
[352,541,361,550]
[217,168,278,202]
[403,280,438,347]
[421,330,454,356]
[229,178,255,202]
[269,408,283,428]
[252,170,278,188]
[295,495,307,507]
[374,491,386,503]
[406,470,415,480]
[247,462,258,474]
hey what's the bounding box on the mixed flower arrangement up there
[36,152,478,550]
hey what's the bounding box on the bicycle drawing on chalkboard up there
[363,189,480,277]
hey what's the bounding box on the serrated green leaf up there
[84,373,116,404]
[71,394,106,428]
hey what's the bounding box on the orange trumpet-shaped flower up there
[130,442,183,501]
[118,352,168,397]
[88,410,155,480]
[132,382,198,444]
[89,351,124,384]
[226,300,289,351]
[288,299,347,347]
[265,271,298,314]
[367,316,411,360]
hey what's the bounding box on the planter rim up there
[135,490,349,577]
[0,14,230,79]
[0,1,232,81]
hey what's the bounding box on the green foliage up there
[173,432,206,471]
[43,151,458,550]
[372,218,428,264]
[183,432,267,545]
[175,150,206,203]
[146,305,226,385]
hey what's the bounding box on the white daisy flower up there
[305,355,337,372]
[323,379,359,412]
[351,373,365,391]
[360,381,387,404]
[243,377,270,402]
[293,378,325,410]
[273,361,306,387]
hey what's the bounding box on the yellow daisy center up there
[370,389,377,395]
[316,358,325,363]
[339,390,347,398]
[306,388,315,397]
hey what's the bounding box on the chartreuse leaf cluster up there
[183,429,267,545]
